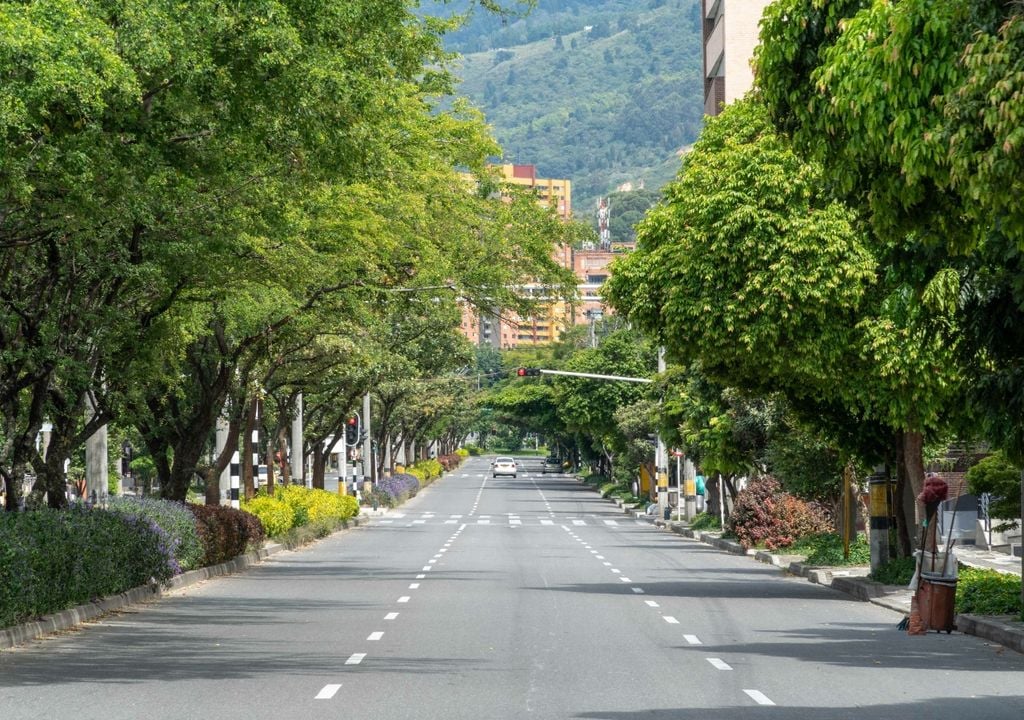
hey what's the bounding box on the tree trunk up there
[278,426,291,486]
[893,435,913,557]
[898,429,928,557]
[312,444,326,489]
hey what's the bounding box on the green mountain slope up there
[433,0,704,218]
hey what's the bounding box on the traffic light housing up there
[516,367,541,377]
[345,415,360,446]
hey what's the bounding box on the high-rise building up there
[702,0,774,116]
[494,163,572,221]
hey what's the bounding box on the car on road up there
[491,457,518,478]
[541,457,562,474]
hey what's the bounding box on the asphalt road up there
[2,455,1023,719]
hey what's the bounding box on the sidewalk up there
[603,493,1024,654]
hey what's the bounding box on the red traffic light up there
[516,367,541,377]
[347,416,358,426]
[517,367,527,377]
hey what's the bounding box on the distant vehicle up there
[492,457,518,478]
[542,457,562,474]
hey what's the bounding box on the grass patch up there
[690,512,721,531]
[869,556,917,585]
[789,533,871,566]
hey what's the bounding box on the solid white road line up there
[645,600,660,608]
[367,632,384,641]
[707,658,732,670]
[346,654,366,665]
[398,596,410,603]
[743,690,775,706]
[385,613,399,620]
[316,684,342,699]
[663,616,680,624]
[683,634,702,645]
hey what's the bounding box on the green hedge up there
[789,533,871,566]
[0,507,176,628]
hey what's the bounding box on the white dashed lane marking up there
[346,654,366,665]
[398,596,410,603]
[620,577,632,582]
[632,588,645,594]
[663,617,679,625]
[707,658,732,670]
[316,684,342,699]
[645,601,660,608]
[744,690,775,706]
[367,632,384,641]
[385,613,399,620]
[683,634,702,645]
[409,583,420,589]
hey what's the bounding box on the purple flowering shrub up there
[0,506,175,628]
[375,473,420,506]
[107,496,204,572]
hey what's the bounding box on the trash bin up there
[918,572,957,633]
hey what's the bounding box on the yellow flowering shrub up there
[242,496,296,537]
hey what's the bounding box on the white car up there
[492,457,518,478]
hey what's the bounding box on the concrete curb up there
[955,614,1024,654]
[0,515,367,651]
[614,494,1022,653]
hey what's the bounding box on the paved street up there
[2,456,1022,719]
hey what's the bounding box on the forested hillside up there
[430,0,705,220]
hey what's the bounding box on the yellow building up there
[494,164,572,222]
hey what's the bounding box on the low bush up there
[410,458,444,482]
[727,476,831,550]
[437,454,462,472]
[242,495,296,537]
[455,448,470,458]
[690,512,721,531]
[376,473,420,506]
[956,567,1022,616]
[0,507,176,628]
[869,556,917,585]
[107,495,205,572]
[599,481,624,498]
[789,533,871,566]
[187,504,264,567]
[582,473,609,487]
[463,444,482,456]
[245,486,359,537]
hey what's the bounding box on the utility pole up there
[85,394,108,505]
[361,393,374,487]
[215,416,230,504]
[656,347,668,520]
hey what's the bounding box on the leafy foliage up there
[966,453,1022,526]
[869,557,918,586]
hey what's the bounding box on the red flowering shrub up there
[727,476,831,550]
[188,504,265,567]
[437,454,462,472]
